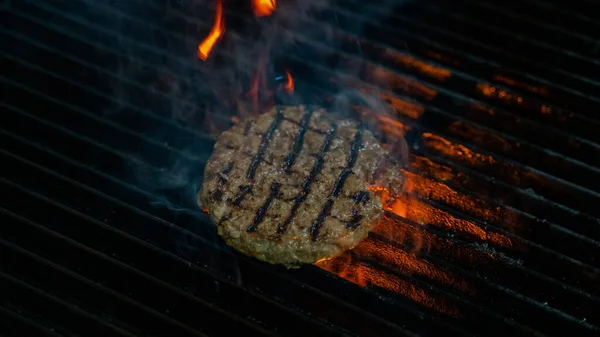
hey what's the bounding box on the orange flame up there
[252,0,276,17]
[421,133,495,166]
[284,71,294,93]
[316,245,461,316]
[311,124,521,314]
[198,0,225,61]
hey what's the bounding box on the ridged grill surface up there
[1,0,599,336]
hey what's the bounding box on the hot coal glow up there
[193,0,523,318]
[311,66,520,316]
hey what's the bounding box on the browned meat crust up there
[199,105,404,267]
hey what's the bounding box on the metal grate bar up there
[328,3,600,92]
[396,1,600,63]
[0,272,138,337]
[523,0,600,25]
[2,94,598,304]
[2,82,599,335]
[471,1,599,49]
[0,237,215,337]
[93,0,600,134]
[3,0,599,335]
[2,3,596,288]
[3,48,598,273]
[0,179,347,337]
[4,32,600,270]
[108,0,600,202]
[0,304,65,337]
[0,128,429,336]
[4,3,600,222]
[324,1,600,110]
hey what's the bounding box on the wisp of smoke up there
[79,0,414,273]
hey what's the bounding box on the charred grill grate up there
[1,0,600,336]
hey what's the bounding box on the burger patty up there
[199,105,404,267]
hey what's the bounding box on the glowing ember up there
[421,132,495,165]
[315,250,460,316]
[198,0,225,61]
[252,0,277,17]
[284,71,294,93]
[383,49,452,81]
[492,75,548,96]
[370,113,408,139]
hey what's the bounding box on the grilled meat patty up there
[199,105,404,267]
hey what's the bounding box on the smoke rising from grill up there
[7,1,600,332]
[83,0,413,234]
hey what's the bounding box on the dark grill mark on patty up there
[332,169,352,197]
[344,209,363,229]
[211,162,233,202]
[309,199,334,239]
[243,120,253,136]
[276,124,338,235]
[351,191,370,205]
[232,185,253,206]
[202,104,399,268]
[283,106,313,173]
[247,107,283,180]
[347,125,364,168]
[311,127,364,241]
[304,158,324,191]
[248,182,281,232]
[221,108,286,232]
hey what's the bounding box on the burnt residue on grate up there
[2,0,600,337]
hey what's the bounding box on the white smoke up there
[76,0,413,215]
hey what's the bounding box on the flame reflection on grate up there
[314,98,516,317]
[365,64,438,100]
[316,247,462,317]
[492,75,549,96]
[383,48,452,82]
[188,5,571,319]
